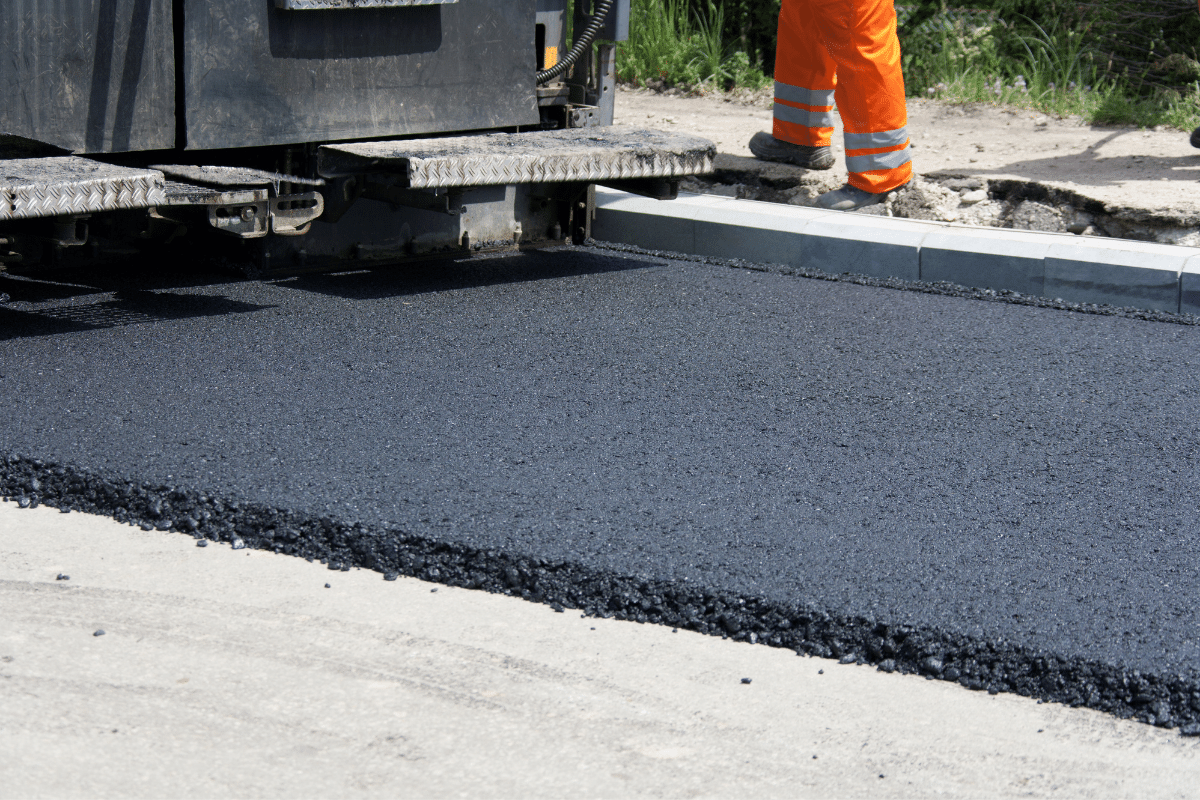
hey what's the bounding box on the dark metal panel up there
[0,0,175,154]
[184,0,540,151]
[276,0,457,8]
[597,0,629,42]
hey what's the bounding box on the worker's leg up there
[812,0,911,194]
[772,0,838,149]
[748,0,837,168]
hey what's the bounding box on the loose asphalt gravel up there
[2,246,1199,730]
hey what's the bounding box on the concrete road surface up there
[3,503,1199,799]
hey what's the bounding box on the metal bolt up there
[241,206,256,222]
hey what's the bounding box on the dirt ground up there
[614,87,1200,245]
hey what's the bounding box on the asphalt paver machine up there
[1,0,713,274]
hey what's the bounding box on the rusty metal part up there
[209,201,270,239]
[270,193,325,236]
[160,181,322,238]
[163,181,268,207]
[568,105,602,128]
[152,165,325,188]
[161,182,270,239]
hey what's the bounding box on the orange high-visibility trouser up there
[772,0,912,193]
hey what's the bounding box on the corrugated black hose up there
[536,0,615,85]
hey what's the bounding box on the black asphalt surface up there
[2,247,1199,727]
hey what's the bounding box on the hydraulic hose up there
[536,0,615,85]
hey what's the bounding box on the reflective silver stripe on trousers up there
[846,146,912,174]
[774,81,836,109]
[773,102,837,129]
[843,127,909,151]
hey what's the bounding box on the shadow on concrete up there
[969,133,1200,189]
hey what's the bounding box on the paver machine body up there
[0,0,713,273]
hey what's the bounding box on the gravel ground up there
[1,248,1198,731]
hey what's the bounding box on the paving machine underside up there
[0,0,714,275]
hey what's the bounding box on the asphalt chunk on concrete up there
[1,247,1199,731]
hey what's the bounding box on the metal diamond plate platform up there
[162,180,268,207]
[318,128,716,189]
[152,164,324,189]
[1,157,166,221]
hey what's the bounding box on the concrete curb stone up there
[919,227,1052,299]
[592,189,711,254]
[800,214,944,282]
[1045,239,1187,313]
[594,188,1200,315]
[1182,255,1200,316]
[689,201,832,266]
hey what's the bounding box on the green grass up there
[919,61,1200,132]
[616,0,771,92]
[613,0,1200,130]
[904,8,1200,130]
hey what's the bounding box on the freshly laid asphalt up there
[1,247,1198,726]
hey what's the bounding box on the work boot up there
[814,183,903,211]
[748,132,834,170]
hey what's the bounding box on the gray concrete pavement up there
[4,503,1199,799]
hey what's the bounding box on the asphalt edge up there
[594,188,1200,316]
[3,453,1200,736]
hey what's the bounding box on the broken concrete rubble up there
[679,171,1200,247]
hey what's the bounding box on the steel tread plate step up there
[318,127,716,189]
[153,164,324,189]
[162,180,268,206]
[1,157,165,221]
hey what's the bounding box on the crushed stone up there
[680,171,1200,245]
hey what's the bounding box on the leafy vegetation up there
[899,1,1200,129]
[613,0,1200,130]
[615,0,771,91]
